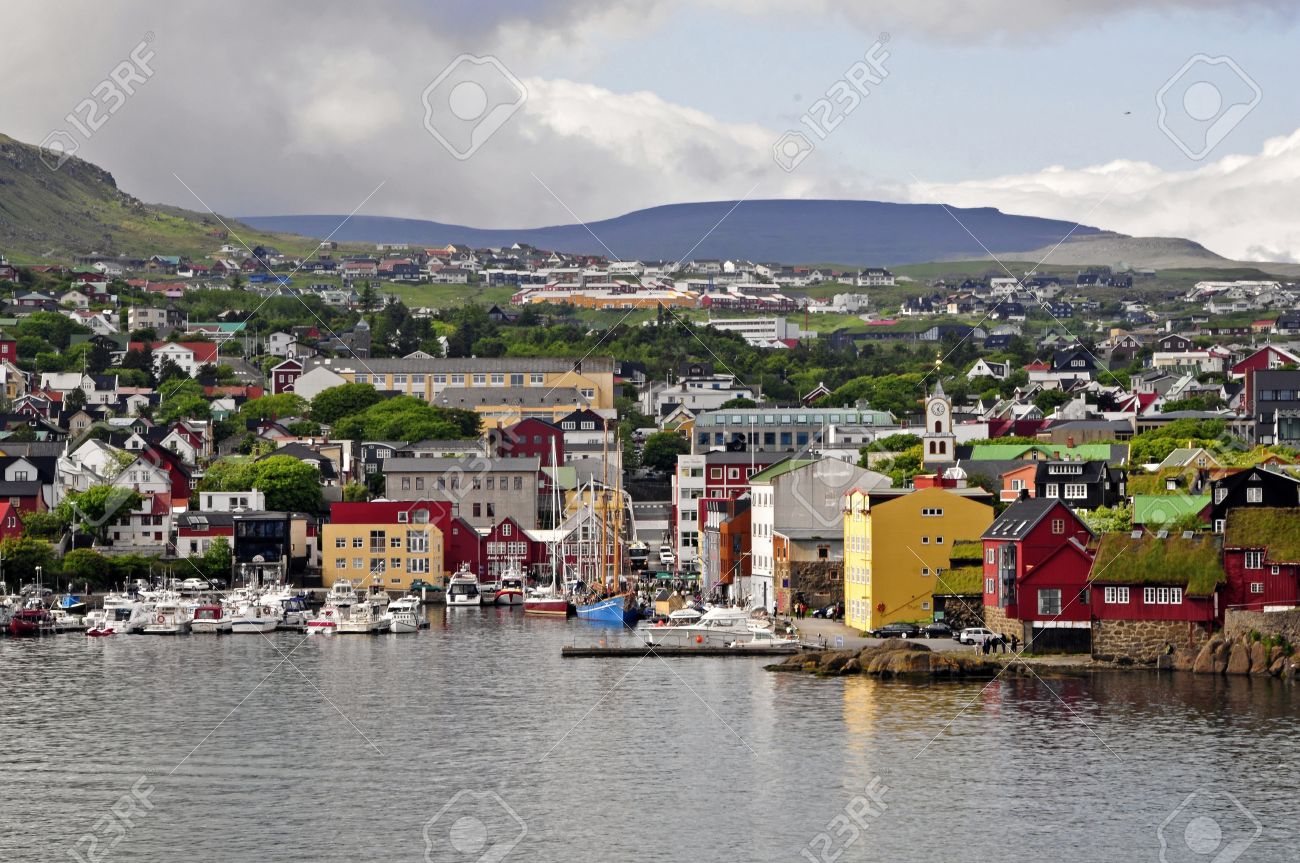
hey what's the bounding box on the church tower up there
[922,377,956,468]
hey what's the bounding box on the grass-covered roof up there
[1090,533,1224,596]
[1224,507,1300,562]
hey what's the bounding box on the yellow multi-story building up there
[842,483,993,631]
[322,502,445,591]
[292,357,618,414]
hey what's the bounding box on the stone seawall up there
[983,606,1023,642]
[1091,619,1211,664]
[1223,608,1300,644]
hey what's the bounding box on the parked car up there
[923,621,953,639]
[658,546,675,566]
[870,622,923,639]
[959,627,997,645]
[179,577,211,593]
[812,603,840,619]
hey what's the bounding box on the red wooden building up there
[492,418,564,466]
[982,495,1095,650]
[1221,508,1300,612]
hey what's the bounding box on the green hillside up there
[0,133,316,264]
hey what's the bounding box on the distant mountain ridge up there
[240,201,1109,267]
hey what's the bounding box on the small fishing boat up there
[385,598,422,634]
[446,566,481,607]
[190,603,232,634]
[55,594,88,616]
[49,607,87,633]
[575,593,640,627]
[9,606,55,636]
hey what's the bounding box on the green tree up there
[342,482,369,502]
[198,455,324,512]
[0,536,56,582]
[57,486,146,543]
[1081,504,1133,534]
[641,431,690,475]
[239,393,309,421]
[717,397,757,409]
[1033,389,1073,413]
[61,548,112,587]
[21,510,66,541]
[310,383,384,425]
[197,536,232,583]
[332,396,479,443]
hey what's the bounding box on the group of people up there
[980,633,1019,654]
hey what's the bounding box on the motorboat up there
[9,606,55,636]
[723,628,802,653]
[261,585,310,631]
[307,581,359,636]
[190,603,232,634]
[49,607,87,633]
[643,606,772,647]
[446,566,481,607]
[100,593,150,634]
[141,604,191,635]
[336,594,388,634]
[229,601,279,634]
[495,574,525,606]
[55,594,88,616]
[385,597,422,634]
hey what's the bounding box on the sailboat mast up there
[601,418,609,592]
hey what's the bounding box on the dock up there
[561,644,805,658]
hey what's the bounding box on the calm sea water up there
[2,608,1297,862]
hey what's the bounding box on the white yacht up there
[141,603,191,636]
[230,600,280,634]
[446,566,481,607]
[643,606,772,647]
[98,593,150,634]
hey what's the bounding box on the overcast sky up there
[3,1,1299,260]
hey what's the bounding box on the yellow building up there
[842,484,993,631]
[297,357,618,412]
[322,504,445,591]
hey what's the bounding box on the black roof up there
[983,497,1073,541]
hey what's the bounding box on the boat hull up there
[230,619,278,634]
[191,620,232,634]
[575,597,639,626]
[524,597,573,617]
[495,590,524,606]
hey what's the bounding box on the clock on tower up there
[922,381,956,467]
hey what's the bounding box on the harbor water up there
[3,608,1298,862]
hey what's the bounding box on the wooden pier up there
[561,644,805,658]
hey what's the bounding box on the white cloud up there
[905,128,1300,262]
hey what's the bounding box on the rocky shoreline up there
[767,637,1300,680]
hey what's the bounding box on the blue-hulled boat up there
[575,595,640,627]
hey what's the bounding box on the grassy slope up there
[0,133,320,263]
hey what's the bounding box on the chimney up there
[1019,488,1030,501]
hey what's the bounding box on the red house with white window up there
[1222,507,1300,612]
[269,358,303,395]
[982,495,1095,650]
[482,516,545,577]
[0,501,23,540]
[493,418,564,466]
